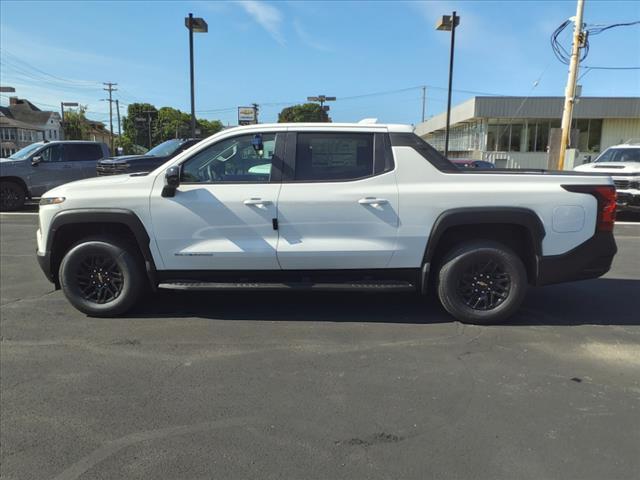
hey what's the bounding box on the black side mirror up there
[31,155,42,166]
[251,134,264,157]
[162,166,180,197]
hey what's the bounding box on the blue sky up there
[1,0,639,128]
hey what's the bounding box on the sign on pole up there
[238,106,256,126]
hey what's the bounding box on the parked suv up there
[96,138,200,176]
[1,140,110,210]
[36,123,617,324]
[574,142,640,212]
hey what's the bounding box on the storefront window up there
[588,119,602,151]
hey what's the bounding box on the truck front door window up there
[181,133,277,183]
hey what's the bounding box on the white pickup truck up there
[36,123,618,324]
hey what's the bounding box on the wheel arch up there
[45,209,157,289]
[422,207,546,289]
[1,176,29,197]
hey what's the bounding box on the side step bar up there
[158,280,416,292]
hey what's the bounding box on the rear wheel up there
[59,236,145,316]
[436,241,528,324]
[0,181,26,211]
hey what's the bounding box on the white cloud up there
[236,0,285,45]
[293,19,331,52]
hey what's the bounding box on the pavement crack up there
[0,290,57,307]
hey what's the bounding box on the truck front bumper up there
[536,231,617,286]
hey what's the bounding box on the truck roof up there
[221,122,415,133]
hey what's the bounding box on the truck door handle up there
[358,197,388,205]
[244,198,271,206]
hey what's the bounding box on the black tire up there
[436,240,528,324]
[59,236,145,316]
[0,180,26,211]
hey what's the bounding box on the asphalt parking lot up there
[1,212,639,480]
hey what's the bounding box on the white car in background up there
[575,141,640,213]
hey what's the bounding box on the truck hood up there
[0,157,24,165]
[99,155,153,165]
[43,173,132,198]
[575,162,640,174]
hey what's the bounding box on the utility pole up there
[252,103,260,124]
[558,0,586,170]
[103,82,117,153]
[421,86,427,123]
[142,110,155,148]
[115,99,122,138]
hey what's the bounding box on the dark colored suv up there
[0,141,110,210]
[96,138,201,176]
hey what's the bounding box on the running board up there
[158,280,416,292]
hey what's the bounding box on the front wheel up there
[0,181,26,211]
[59,236,145,316]
[436,241,528,324]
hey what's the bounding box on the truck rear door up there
[275,131,399,269]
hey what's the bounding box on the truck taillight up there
[563,184,617,232]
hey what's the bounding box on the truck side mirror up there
[162,166,180,197]
[31,155,42,166]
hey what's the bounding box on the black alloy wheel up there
[456,258,511,310]
[75,254,124,304]
[436,240,528,324]
[59,236,145,316]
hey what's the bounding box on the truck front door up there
[149,131,283,270]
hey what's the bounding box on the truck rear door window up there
[294,133,374,181]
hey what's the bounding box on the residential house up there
[5,97,62,141]
[0,109,44,157]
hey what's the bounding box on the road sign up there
[238,106,256,126]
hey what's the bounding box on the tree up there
[63,106,90,140]
[197,118,224,137]
[122,103,158,149]
[278,103,330,123]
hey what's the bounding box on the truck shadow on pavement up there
[128,278,640,327]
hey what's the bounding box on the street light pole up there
[60,102,79,140]
[185,13,208,138]
[437,11,460,158]
[307,95,336,121]
[188,13,195,138]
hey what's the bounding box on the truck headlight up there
[39,197,66,205]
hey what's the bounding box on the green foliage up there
[122,103,158,149]
[197,118,224,137]
[120,103,223,150]
[63,106,90,140]
[113,135,134,155]
[278,103,330,123]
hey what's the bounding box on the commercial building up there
[415,96,640,169]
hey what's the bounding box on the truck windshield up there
[146,139,184,157]
[8,143,43,160]
[595,147,640,163]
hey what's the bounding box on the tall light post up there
[436,11,460,158]
[60,102,79,140]
[185,13,208,138]
[307,95,336,120]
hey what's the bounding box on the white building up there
[416,96,640,169]
[4,97,62,142]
